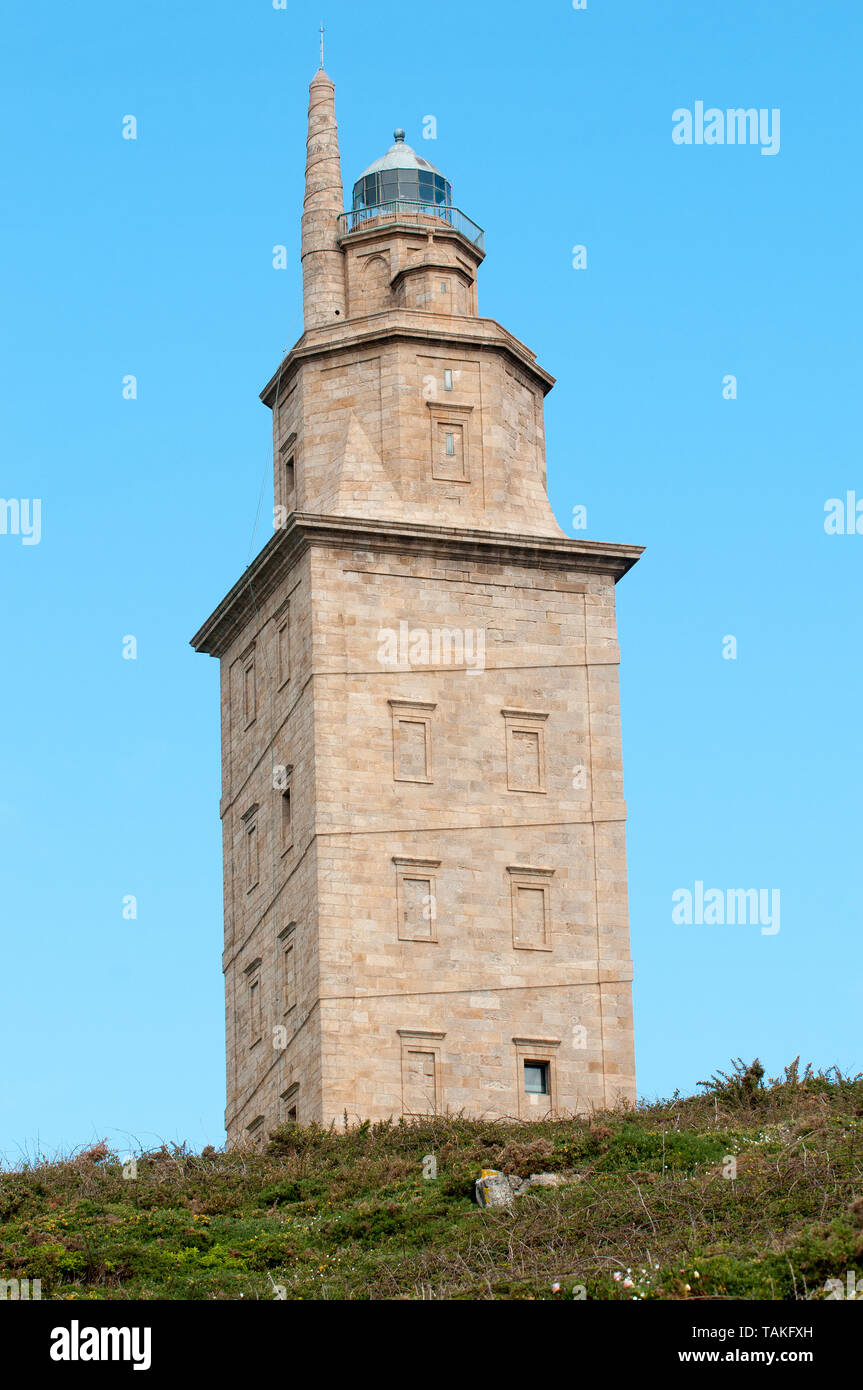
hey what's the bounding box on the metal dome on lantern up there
[338,128,484,248]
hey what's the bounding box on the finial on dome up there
[393,128,405,143]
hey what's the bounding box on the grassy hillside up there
[2,1060,861,1301]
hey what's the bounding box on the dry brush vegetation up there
[1,1059,861,1300]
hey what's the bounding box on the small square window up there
[524,1061,549,1096]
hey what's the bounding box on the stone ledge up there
[260,308,553,406]
[190,514,644,657]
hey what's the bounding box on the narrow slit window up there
[285,456,295,495]
[445,432,455,456]
[248,977,262,1046]
[243,660,256,728]
[245,820,259,891]
[277,612,290,687]
[282,942,295,1013]
[443,369,453,391]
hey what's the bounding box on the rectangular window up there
[516,886,546,945]
[508,865,554,950]
[277,610,290,687]
[406,1050,436,1112]
[245,819,259,891]
[282,942,295,1013]
[247,823,257,887]
[246,1115,265,1147]
[428,403,472,483]
[440,281,448,294]
[397,719,428,779]
[512,730,541,786]
[389,700,435,783]
[280,1083,299,1125]
[278,430,297,508]
[399,1030,445,1117]
[524,1061,549,1096]
[403,877,434,939]
[243,658,256,729]
[245,962,263,1048]
[249,979,260,1042]
[513,1037,559,1118]
[502,709,549,793]
[443,368,453,392]
[394,856,440,942]
[281,785,293,852]
[277,923,297,1015]
[434,421,465,479]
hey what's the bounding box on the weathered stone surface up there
[475,1170,517,1208]
[191,69,641,1147]
[475,1170,572,1208]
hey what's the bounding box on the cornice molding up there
[190,513,644,658]
[260,312,555,406]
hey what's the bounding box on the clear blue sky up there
[2,0,860,1159]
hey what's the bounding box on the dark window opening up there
[524,1061,549,1095]
[281,1085,300,1124]
[351,170,453,212]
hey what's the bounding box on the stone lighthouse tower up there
[191,67,642,1144]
